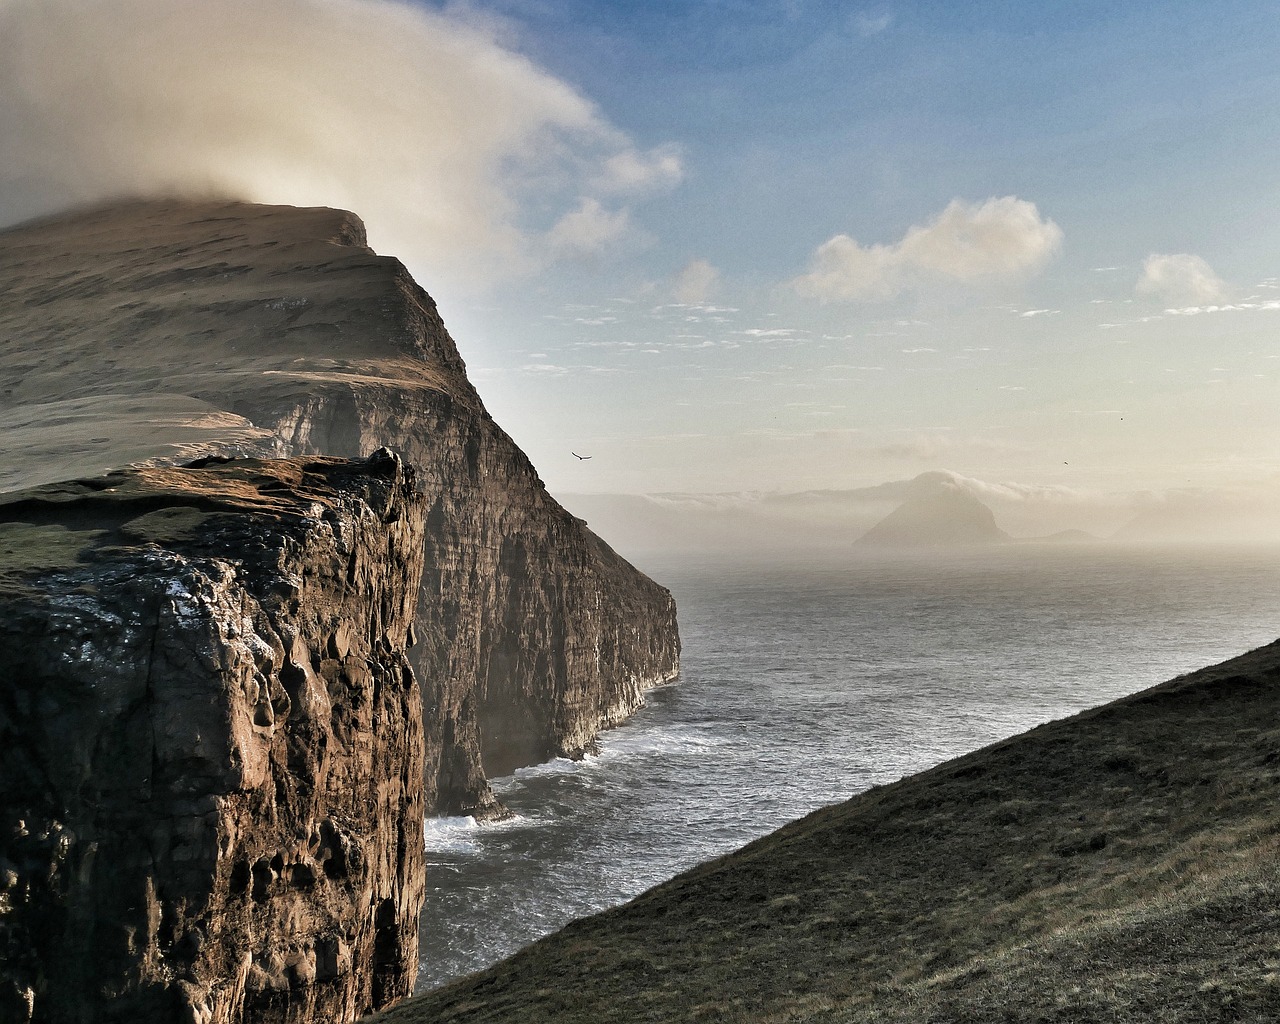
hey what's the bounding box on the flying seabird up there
[572,452,592,460]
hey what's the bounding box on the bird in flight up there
[572,452,592,460]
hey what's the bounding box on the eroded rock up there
[0,200,681,817]
[0,453,426,1024]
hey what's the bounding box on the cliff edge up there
[0,200,680,815]
[0,452,426,1024]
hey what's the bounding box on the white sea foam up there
[609,722,732,757]
[423,812,534,855]
[422,816,480,854]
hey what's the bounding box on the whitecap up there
[422,815,480,854]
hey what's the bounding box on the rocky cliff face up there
[0,452,426,1024]
[0,199,681,816]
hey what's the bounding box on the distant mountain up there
[857,482,1008,547]
[558,470,1128,558]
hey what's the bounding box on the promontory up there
[0,199,680,1023]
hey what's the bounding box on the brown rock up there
[0,453,426,1024]
[0,199,680,817]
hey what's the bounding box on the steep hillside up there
[374,639,1280,1023]
[0,200,680,815]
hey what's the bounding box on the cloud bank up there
[1135,253,1228,305]
[0,0,680,293]
[792,196,1062,302]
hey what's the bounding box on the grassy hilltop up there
[372,640,1280,1023]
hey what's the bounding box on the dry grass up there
[369,640,1280,1024]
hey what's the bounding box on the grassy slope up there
[374,641,1280,1024]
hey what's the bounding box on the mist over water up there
[417,544,1280,991]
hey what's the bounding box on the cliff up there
[0,452,426,1024]
[371,639,1280,1023]
[0,199,680,815]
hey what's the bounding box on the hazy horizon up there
[554,466,1280,560]
[1,0,1277,520]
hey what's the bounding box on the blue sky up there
[1,0,1278,508]
[416,0,1280,498]
[437,0,1278,280]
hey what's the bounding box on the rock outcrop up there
[0,199,681,816]
[0,453,426,1024]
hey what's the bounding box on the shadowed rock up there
[0,199,680,817]
[858,481,1008,547]
[0,453,427,1024]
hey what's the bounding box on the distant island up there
[856,478,1009,547]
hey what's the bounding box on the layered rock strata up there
[0,452,426,1024]
[0,200,681,815]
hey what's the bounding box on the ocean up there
[415,543,1280,992]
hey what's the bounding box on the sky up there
[1,0,1279,519]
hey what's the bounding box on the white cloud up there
[1165,300,1280,316]
[855,12,893,36]
[0,0,677,294]
[547,198,631,256]
[673,259,720,304]
[1135,253,1227,304]
[595,144,683,194]
[740,328,799,338]
[792,197,1063,302]
[902,471,1112,508]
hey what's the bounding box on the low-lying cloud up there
[0,0,680,294]
[792,196,1062,302]
[1135,253,1228,305]
[673,259,721,304]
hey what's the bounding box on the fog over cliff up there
[0,0,679,295]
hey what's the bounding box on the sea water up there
[416,544,1280,991]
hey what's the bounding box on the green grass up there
[116,505,212,544]
[371,641,1280,1024]
[0,521,106,595]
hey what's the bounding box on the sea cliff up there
[0,199,681,816]
[0,452,425,1023]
